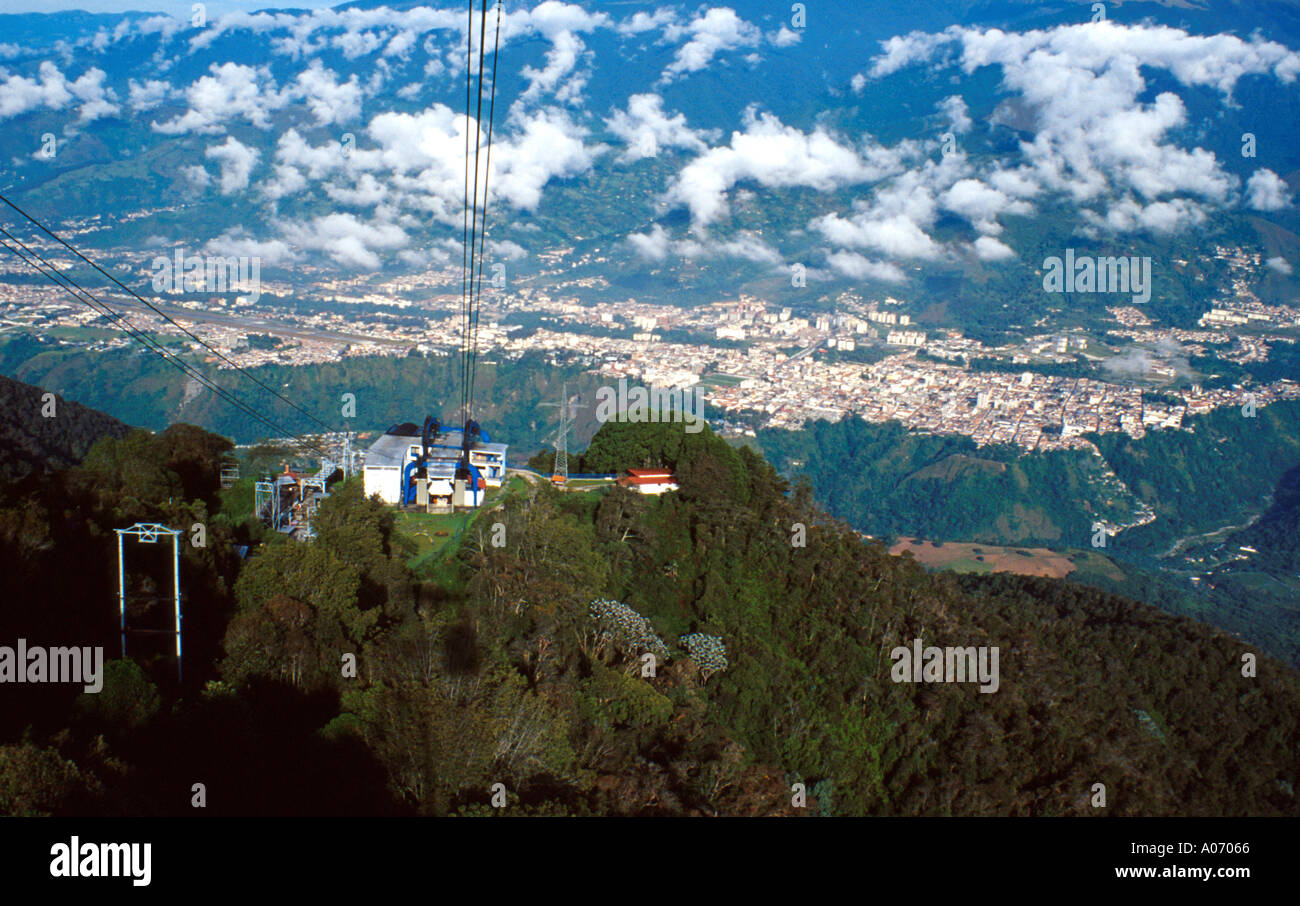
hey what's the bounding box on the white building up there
[618,469,679,495]
[363,425,507,509]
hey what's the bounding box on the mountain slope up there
[0,374,132,482]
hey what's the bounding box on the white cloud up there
[66,67,118,122]
[938,95,971,134]
[853,21,1300,230]
[1246,169,1292,211]
[205,230,295,266]
[625,223,779,264]
[291,60,363,126]
[667,108,906,229]
[262,163,308,201]
[940,178,1031,234]
[0,62,73,120]
[661,7,761,81]
[816,210,943,260]
[520,29,588,105]
[127,78,171,111]
[153,63,284,134]
[825,251,906,282]
[278,212,409,269]
[180,164,210,190]
[1266,256,1292,275]
[675,231,781,264]
[972,236,1015,261]
[627,224,671,260]
[488,239,527,260]
[617,9,677,36]
[269,102,597,227]
[205,135,260,194]
[606,93,712,162]
[769,27,801,48]
[1094,195,1207,234]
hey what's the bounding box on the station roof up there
[366,431,507,469]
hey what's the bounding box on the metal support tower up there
[540,382,574,484]
[114,523,184,683]
[254,477,279,526]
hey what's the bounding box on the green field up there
[697,373,745,388]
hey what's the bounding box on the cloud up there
[769,27,801,48]
[1246,169,1292,211]
[291,60,363,125]
[1266,255,1292,275]
[617,9,677,36]
[486,107,599,210]
[205,229,295,266]
[153,62,284,134]
[63,67,118,122]
[625,223,779,264]
[0,61,113,121]
[852,21,1300,229]
[667,108,906,229]
[520,29,588,105]
[127,78,171,111]
[940,178,1031,234]
[816,210,943,260]
[205,135,260,194]
[1093,195,1207,234]
[867,28,959,79]
[488,239,527,260]
[180,164,210,190]
[628,224,671,260]
[606,93,713,162]
[938,95,971,134]
[972,236,1015,261]
[278,212,409,269]
[824,251,906,282]
[661,7,761,81]
[269,102,597,228]
[675,230,781,264]
[262,162,308,201]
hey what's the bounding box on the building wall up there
[364,465,402,505]
[633,481,678,495]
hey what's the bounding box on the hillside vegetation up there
[0,373,131,481]
[1,402,1296,817]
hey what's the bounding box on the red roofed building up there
[619,468,679,495]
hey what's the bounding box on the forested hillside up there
[1,403,1296,817]
[0,373,131,481]
[756,401,1300,668]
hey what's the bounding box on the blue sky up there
[0,1,339,13]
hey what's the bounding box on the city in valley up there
[2,240,1296,457]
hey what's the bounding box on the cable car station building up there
[363,420,506,512]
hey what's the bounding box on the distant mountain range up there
[1,1,1298,319]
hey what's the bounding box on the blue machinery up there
[397,415,492,509]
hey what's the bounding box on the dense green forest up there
[755,417,1143,547]
[0,374,131,482]
[755,401,1300,667]
[1,399,1297,817]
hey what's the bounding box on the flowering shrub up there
[680,633,728,677]
[589,598,670,661]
